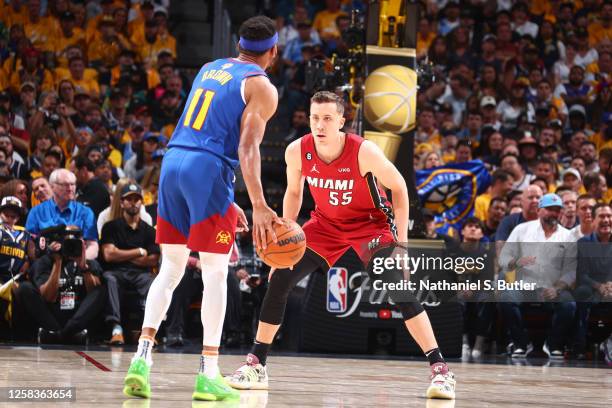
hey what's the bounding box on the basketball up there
[364,65,417,134]
[256,219,307,269]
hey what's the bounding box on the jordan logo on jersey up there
[310,164,320,174]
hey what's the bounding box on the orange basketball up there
[256,219,307,269]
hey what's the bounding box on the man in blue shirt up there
[495,185,543,243]
[282,22,321,66]
[26,169,98,260]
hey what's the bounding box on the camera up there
[44,112,62,129]
[38,224,84,259]
[304,10,365,93]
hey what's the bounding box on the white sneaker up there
[426,363,456,399]
[225,354,269,390]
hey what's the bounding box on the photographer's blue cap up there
[539,193,563,209]
[143,132,167,144]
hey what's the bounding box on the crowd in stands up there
[0,0,610,364]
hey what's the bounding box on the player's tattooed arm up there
[358,140,409,242]
[283,139,305,222]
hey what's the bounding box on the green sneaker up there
[192,373,239,401]
[123,358,151,399]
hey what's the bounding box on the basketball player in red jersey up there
[227,91,456,399]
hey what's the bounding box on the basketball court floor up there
[0,345,609,407]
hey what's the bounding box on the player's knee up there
[399,301,425,321]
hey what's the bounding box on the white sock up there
[132,336,154,366]
[199,353,219,378]
[112,324,123,336]
[142,244,190,330]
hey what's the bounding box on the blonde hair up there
[141,165,160,197]
[109,178,136,221]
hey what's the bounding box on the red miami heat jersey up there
[300,133,396,237]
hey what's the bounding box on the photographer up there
[28,91,77,144]
[13,225,105,344]
[100,183,159,345]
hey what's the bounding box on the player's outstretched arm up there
[359,140,409,242]
[283,139,305,221]
[238,75,280,248]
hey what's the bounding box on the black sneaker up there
[165,333,184,347]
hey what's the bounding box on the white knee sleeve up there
[199,251,231,347]
[142,244,190,330]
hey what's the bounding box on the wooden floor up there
[0,347,610,407]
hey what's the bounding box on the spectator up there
[97,178,152,237]
[0,196,34,282]
[14,225,105,344]
[31,177,52,206]
[570,194,597,240]
[74,156,110,219]
[500,153,535,191]
[474,170,513,222]
[556,67,590,107]
[25,169,98,260]
[480,95,502,131]
[570,156,587,177]
[458,110,483,144]
[580,141,599,173]
[312,0,346,42]
[497,79,534,130]
[583,172,608,202]
[454,140,472,163]
[483,197,508,241]
[455,217,495,360]
[511,3,538,39]
[27,126,55,177]
[534,157,558,192]
[495,184,543,243]
[558,190,579,229]
[100,183,159,345]
[499,193,577,358]
[123,132,160,183]
[0,134,28,180]
[278,5,321,50]
[574,203,612,362]
[282,21,321,66]
[559,167,582,194]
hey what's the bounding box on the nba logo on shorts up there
[327,267,348,313]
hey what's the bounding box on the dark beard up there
[542,216,558,227]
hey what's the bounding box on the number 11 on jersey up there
[183,89,215,130]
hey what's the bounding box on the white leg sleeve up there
[199,251,232,347]
[142,244,190,330]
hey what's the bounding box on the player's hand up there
[233,203,249,232]
[252,204,281,250]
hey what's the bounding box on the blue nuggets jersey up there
[168,58,268,169]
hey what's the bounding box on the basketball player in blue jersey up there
[123,16,281,401]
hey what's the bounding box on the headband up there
[239,32,278,52]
